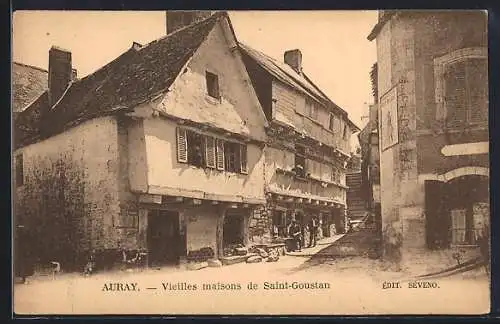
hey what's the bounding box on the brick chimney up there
[48,46,73,107]
[284,49,303,74]
[166,10,216,35]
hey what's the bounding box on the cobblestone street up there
[14,237,489,315]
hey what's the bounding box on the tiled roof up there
[12,62,48,113]
[15,11,224,149]
[239,42,359,132]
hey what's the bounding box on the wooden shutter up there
[445,62,467,126]
[240,144,248,174]
[216,138,225,170]
[467,58,488,124]
[205,136,216,168]
[176,127,188,163]
[321,163,329,182]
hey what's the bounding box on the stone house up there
[239,43,360,245]
[13,12,268,269]
[367,11,489,257]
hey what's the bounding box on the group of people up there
[287,216,320,252]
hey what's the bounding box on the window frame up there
[434,47,488,127]
[206,71,220,99]
[176,127,248,174]
[294,145,307,178]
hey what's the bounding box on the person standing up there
[289,220,302,252]
[308,216,318,248]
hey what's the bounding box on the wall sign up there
[441,142,489,157]
[380,86,399,151]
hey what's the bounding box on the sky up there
[12,10,378,145]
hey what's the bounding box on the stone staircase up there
[346,172,368,220]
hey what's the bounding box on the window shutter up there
[240,144,248,174]
[321,163,329,182]
[205,136,216,168]
[176,128,188,163]
[216,138,225,170]
[445,62,467,126]
[467,58,488,124]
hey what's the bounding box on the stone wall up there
[248,206,272,244]
[14,116,122,268]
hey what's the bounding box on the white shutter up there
[216,139,225,170]
[205,136,216,168]
[240,144,248,174]
[176,128,188,163]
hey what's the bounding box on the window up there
[240,145,248,174]
[177,127,248,174]
[216,138,225,170]
[435,48,488,127]
[206,71,220,99]
[451,202,488,246]
[343,123,349,140]
[177,127,208,168]
[186,131,205,167]
[331,166,339,183]
[272,210,287,237]
[444,58,488,127]
[294,145,306,178]
[205,136,216,168]
[329,114,335,131]
[15,154,24,187]
[306,99,318,120]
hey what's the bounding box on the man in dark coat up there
[308,216,318,248]
[288,220,302,252]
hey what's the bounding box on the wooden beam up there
[191,199,202,205]
[139,194,162,205]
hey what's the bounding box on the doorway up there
[223,211,245,247]
[147,210,181,267]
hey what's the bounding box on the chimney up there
[48,46,73,107]
[71,68,78,81]
[284,49,303,74]
[166,10,216,35]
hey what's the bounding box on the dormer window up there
[206,71,220,99]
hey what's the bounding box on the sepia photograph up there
[12,10,490,315]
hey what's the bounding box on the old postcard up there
[12,10,490,315]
